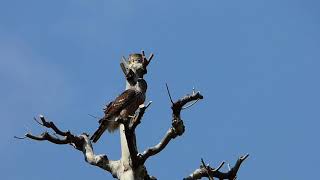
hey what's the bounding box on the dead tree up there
[16,51,248,180]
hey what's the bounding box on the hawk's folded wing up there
[91,89,137,143]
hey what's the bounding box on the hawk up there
[90,78,147,143]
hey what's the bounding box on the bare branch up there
[81,134,119,175]
[14,136,27,139]
[165,83,174,104]
[184,154,249,180]
[172,92,203,120]
[22,116,85,150]
[141,51,154,70]
[201,158,214,180]
[182,99,200,110]
[138,89,203,165]
[120,62,127,74]
[216,161,226,171]
[37,115,70,136]
[33,117,43,126]
[120,55,134,79]
[19,116,120,176]
[130,101,152,131]
[138,127,176,165]
[25,132,70,144]
[147,53,154,65]
[122,56,128,64]
[88,114,100,119]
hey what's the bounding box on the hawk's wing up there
[91,89,137,143]
[103,89,137,118]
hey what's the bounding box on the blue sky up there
[1,0,320,179]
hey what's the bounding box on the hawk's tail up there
[90,123,107,143]
[90,119,119,143]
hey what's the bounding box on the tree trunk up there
[119,124,135,180]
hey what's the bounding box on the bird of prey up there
[90,78,147,143]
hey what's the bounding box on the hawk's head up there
[128,53,143,63]
[128,53,147,77]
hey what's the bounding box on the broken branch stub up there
[184,154,249,180]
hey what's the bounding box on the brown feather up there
[91,89,145,143]
[104,89,137,117]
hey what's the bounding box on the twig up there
[165,83,174,104]
[182,87,201,110]
[215,161,225,171]
[201,158,214,180]
[147,53,154,64]
[14,136,27,140]
[122,56,128,64]
[33,117,43,126]
[182,99,200,110]
[88,114,100,119]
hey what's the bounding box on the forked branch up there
[120,101,153,168]
[141,50,154,71]
[184,154,249,180]
[22,115,84,149]
[17,115,120,176]
[130,101,153,131]
[138,88,204,165]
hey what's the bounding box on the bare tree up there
[16,51,248,180]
